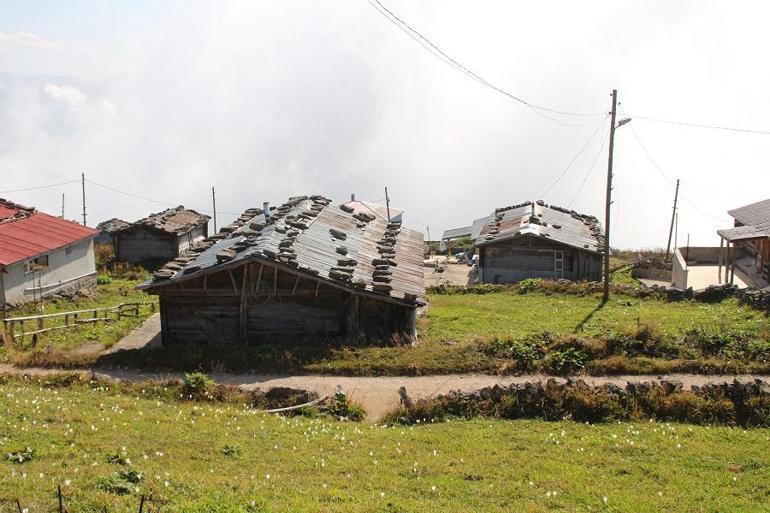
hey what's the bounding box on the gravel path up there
[0,364,763,419]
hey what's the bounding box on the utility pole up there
[384,186,391,221]
[426,225,432,256]
[211,186,218,233]
[81,172,87,226]
[61,193,65,219]
[602,90,618,303]
[664,179,680,261]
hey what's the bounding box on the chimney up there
[351,193,356,201]
[263,201,270,220]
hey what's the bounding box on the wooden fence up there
[2,302,156,348]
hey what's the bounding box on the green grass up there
[1,379,769,512]
[304,291,770,375]
[425,291,764,342]
[6,278,157,352]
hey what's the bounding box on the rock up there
[216,249,237,263]
[330,228,347,240]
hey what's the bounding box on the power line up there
[626,124,732,223]
[85,179,241,216]
[540,115,608,198]
[0,179,80,194]
[365,0,606,126]
[627,113,770,136]
[568,130,609,208]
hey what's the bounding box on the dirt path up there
[0,364,763,419]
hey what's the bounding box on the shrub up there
[96,274,113,285]
[6,447,35,463]
[543,348,587,374]
[326,389,366,421]
[517,278,543,293]
[485,338,545,370]
[97,468,144,495]
[222,444,241,457]
[182,372,215,399]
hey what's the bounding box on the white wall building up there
[0,199,99,309]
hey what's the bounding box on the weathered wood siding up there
[153,261,416,345]
[116,228,181,263]
[479,236,601,283]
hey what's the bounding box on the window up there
[25,255,49,274]
[65,246,73,256]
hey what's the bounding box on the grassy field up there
[7,272,770,377]
[4,277,157,354]
[2,378,769,512]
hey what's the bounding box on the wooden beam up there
[291,275,300,296]
[227,269,238,294]
[255,264,264,293]
[239,265,249,341]
[273,266,278,296]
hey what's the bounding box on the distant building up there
[473,201,604,283]
[716,198,770,286]
[115,206,209,263]
[95,218,130,244]
[439,226,472,253]
[140,195,425,345]
[0,198,98,308]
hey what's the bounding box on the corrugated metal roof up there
[122,206,209,235]
[0,199,99,266]
[717,225,770,242]
[441,226,472,240]
[142,196,425,305]
[473,201,604,253]
[728,198,770,228]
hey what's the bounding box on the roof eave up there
[139,254,425,307]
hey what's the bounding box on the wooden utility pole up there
[602,90,618,303]
[664,179,680,261]
[81,172,87,226]
[384,186,391,221]
[211,187,218,233]
[61,193,65,219]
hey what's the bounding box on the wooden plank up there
[239,265,249,341]
[227,269,239,295]
[291,275,300,296]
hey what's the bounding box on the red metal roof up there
[0,212,99,266]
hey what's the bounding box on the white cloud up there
[42,84,88,106]
[0,32,65,51]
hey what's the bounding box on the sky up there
[1,0,769,249]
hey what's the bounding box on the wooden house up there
[115,206,209,263]
[139,195,425,345]
[474,201,604,283]
[717,198,770,285]
[0,198,98,308]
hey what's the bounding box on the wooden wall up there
[152,261,417,345]
[479,236,601,284]
[116,228,179,263]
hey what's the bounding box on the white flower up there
[603,496,608,504]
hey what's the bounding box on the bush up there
[326,389,366,421]
[97,468,144,495]
[544,348,587,374]
[6,447,35,463]
[182,372,215,399]
[518,278,543,293]
[96,274,113,285]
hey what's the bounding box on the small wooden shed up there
[115,206,209,263]
[474,201,604,283]
[140,195,425,345]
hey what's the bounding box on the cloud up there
[0,1,769,249]
[0,32,66,51]
[42,83,87,106]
